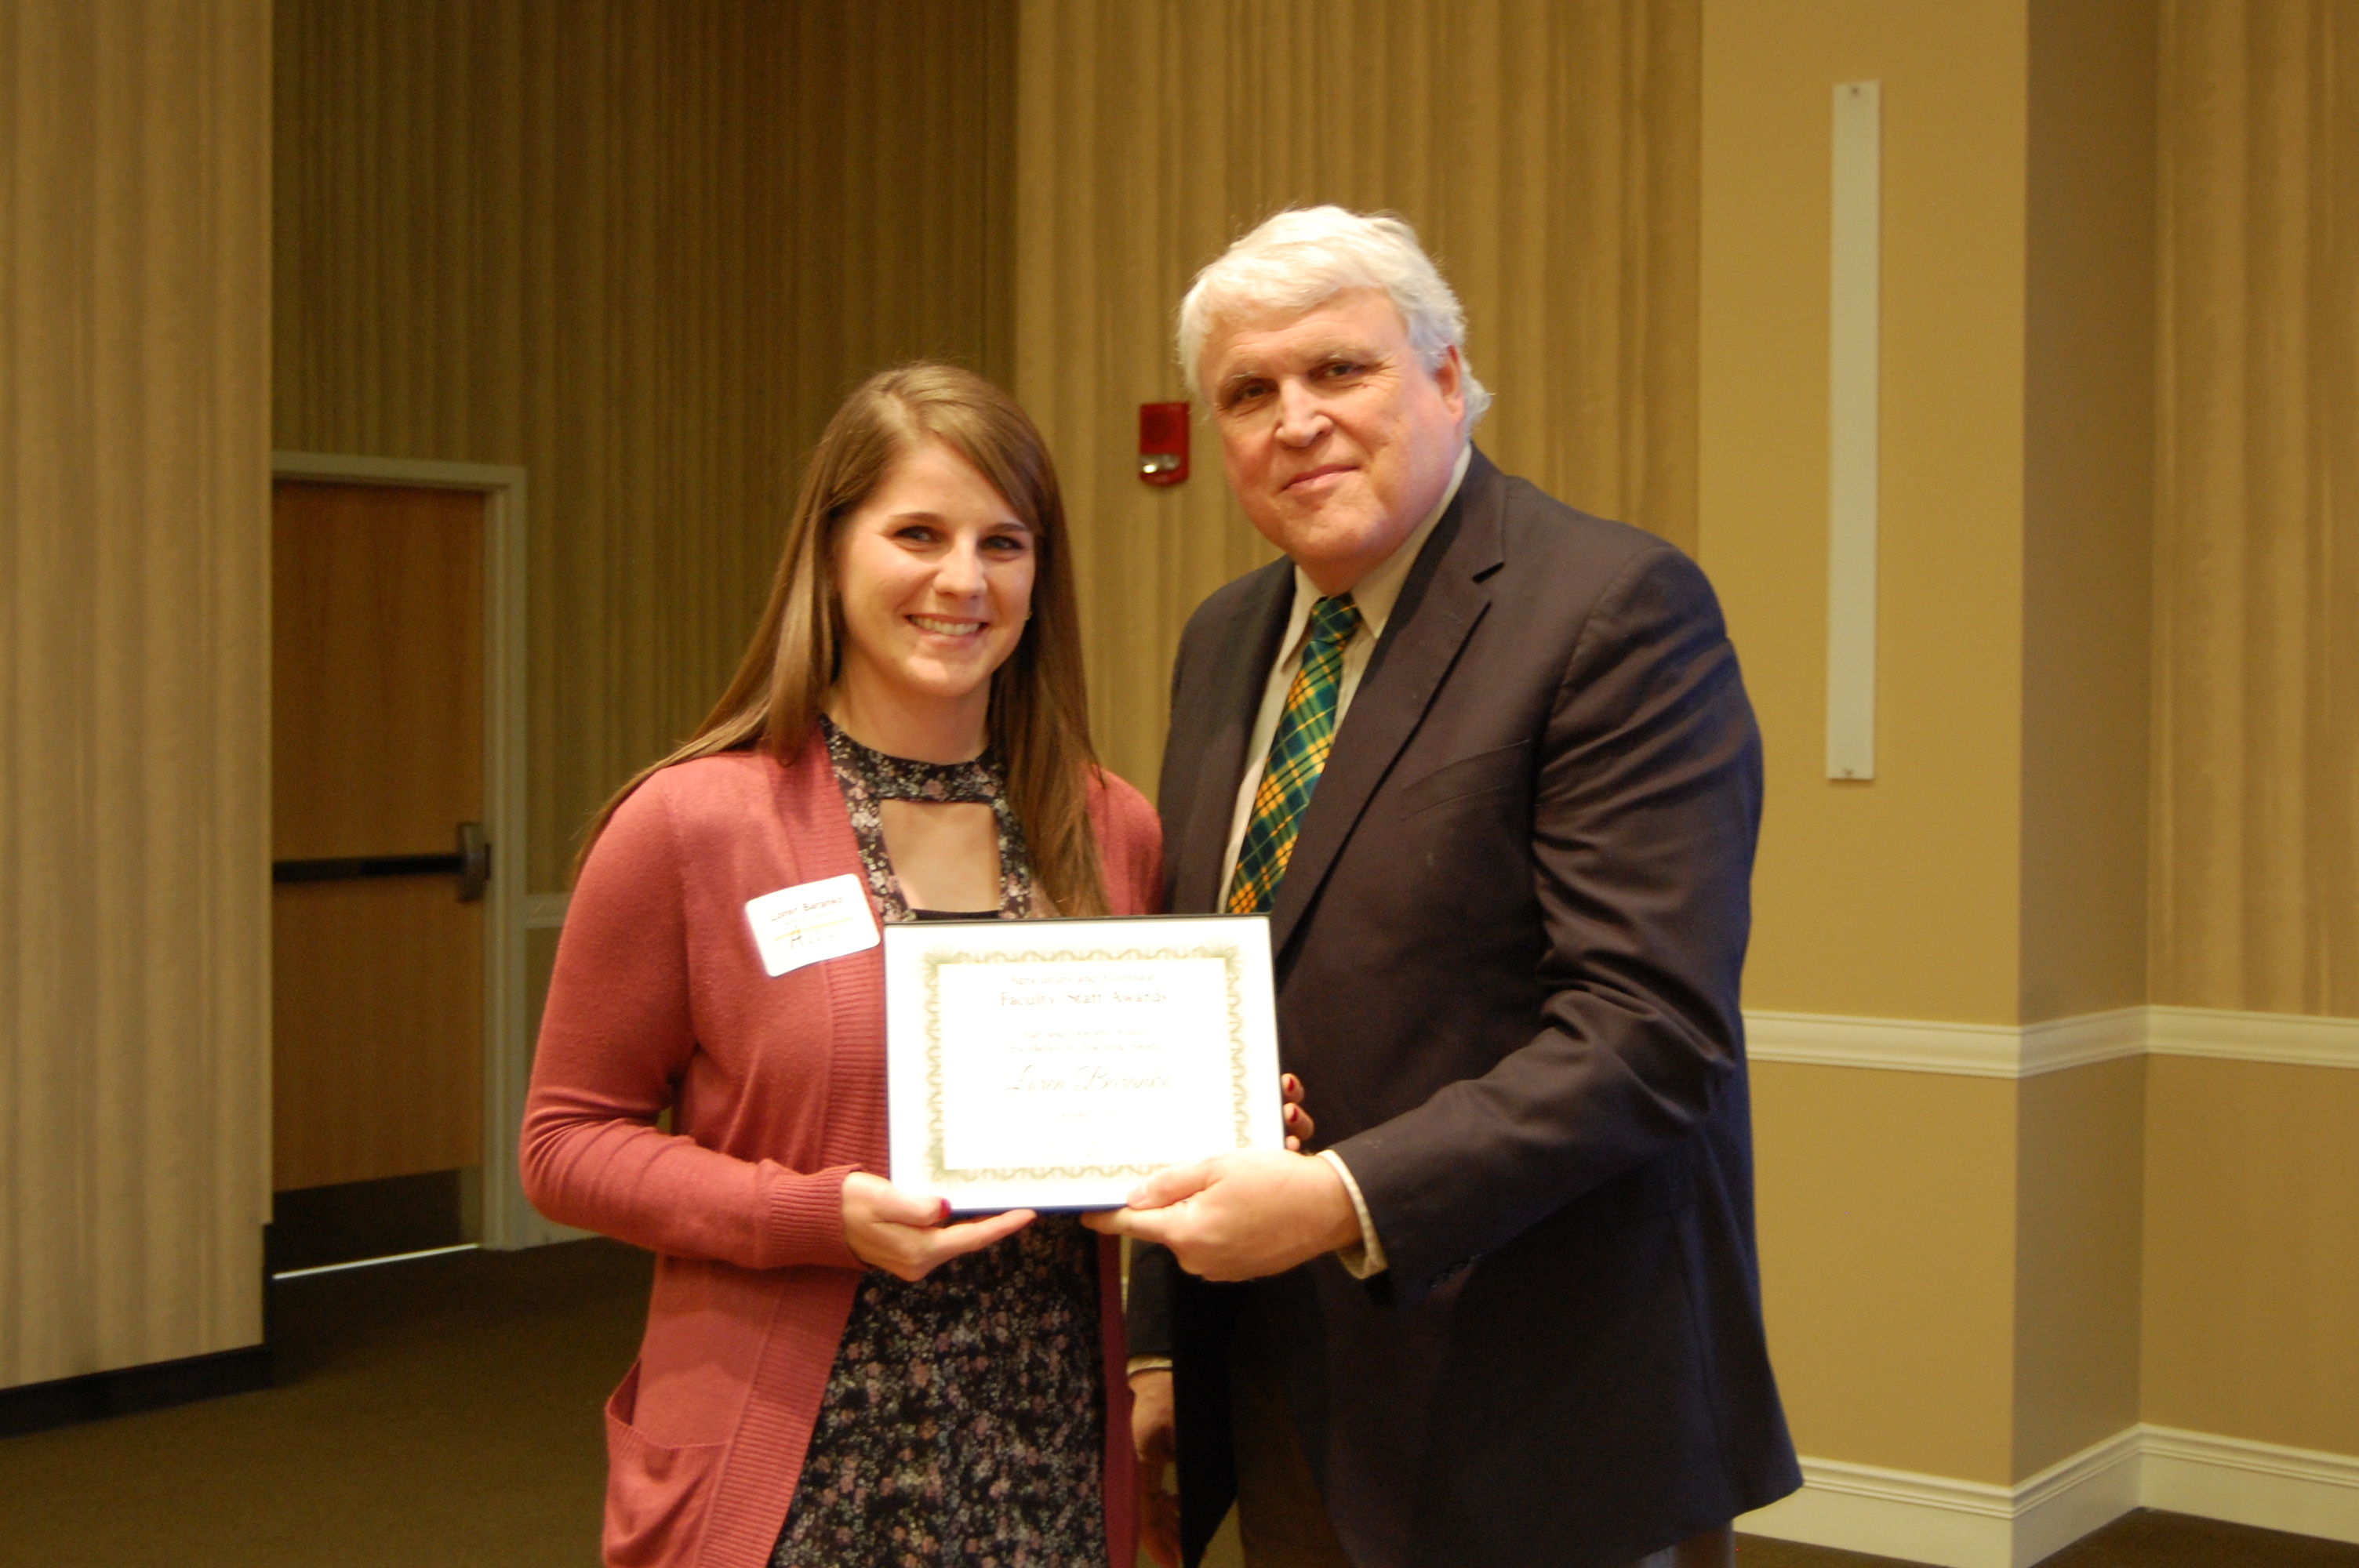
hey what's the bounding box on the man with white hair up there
[1086,208,1800,1568]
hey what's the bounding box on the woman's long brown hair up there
[576,363,1107,916]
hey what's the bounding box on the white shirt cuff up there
[1318,1149,1389,1279]
[1127,1356,1173,1377]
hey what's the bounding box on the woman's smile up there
[831,437,1037,760]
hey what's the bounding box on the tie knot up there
[1307,593,1361,650]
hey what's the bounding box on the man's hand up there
[1082,1149,1360,1280]
[841,1172,1033,1281]
[1132,1369,1180,1566]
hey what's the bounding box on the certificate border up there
[918,942,1254,1186]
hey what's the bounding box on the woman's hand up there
[1281,1073,1316,1150]
[841,1171,1034,1281]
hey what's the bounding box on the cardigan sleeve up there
[519,776,862,1273]
[1089,768,1166,916]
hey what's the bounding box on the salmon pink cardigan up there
[522,737,1162,1568]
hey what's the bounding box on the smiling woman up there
[576,364,1104,919]
[521,364,1168,1568]
[831,438,1041,912]
[831,439,1037,737]
[834,447,1031,710]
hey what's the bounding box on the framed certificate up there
[881,914,1283,1212]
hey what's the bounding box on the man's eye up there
[1318,361,1365,380]
[1220,382,1270,410]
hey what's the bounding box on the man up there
[1085,208,1801,1568]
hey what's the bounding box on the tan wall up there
[0,0,274,1388]
[1705,0,2197,1495]
[2143,1056,2359,1457]
[1754,1058,2149,1489]
[1750,1065,2019,1484]
[1013,0,1699,797]
[274,0,1018,891]
[2151,0,2359,1017]
[2012,1058,2146,1476]
[2017,0,2154,1025]
[2005,0,2157,1481]
[2130,1,2359,1483]
[1699,0,2030,1025]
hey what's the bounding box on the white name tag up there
[745,874,879,978]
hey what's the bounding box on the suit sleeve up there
[1125,1239,1182,1363]
[1333,546,1761,1306]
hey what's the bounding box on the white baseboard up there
[2141,1426,2359,1548]
[1738,1455,2019,1568]
[2011,1429,2146,1565]
[1738,1425,2359,1566]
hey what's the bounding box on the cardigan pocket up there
[603,1361,729,1567]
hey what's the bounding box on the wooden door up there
[271,481,485,1195]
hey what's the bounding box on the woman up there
[521,364,1160,1568]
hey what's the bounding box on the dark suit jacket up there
[1128,450,1801,1568]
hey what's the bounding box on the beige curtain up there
[0,1,274,1388]
[1014,0,1699,796]
[2154,0,2359,1016]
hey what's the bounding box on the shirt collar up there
[1289,441,1471,642]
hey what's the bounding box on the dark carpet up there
[1736,1508,2359,1568]
[0,1239,649,1566]
[0,1237,2351,1568]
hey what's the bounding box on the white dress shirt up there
[1219,442,1471,1279]
[1127,445,1470,1377]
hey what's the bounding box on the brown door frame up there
[270,452,570,1250]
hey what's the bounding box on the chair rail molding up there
[1745,1006,2358,1077]
[2144,1006,2359,1070]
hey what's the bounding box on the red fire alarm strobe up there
[1139,401,1189,486]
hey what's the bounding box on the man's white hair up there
[1176,205,1492,426]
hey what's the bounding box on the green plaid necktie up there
[1227,593,1364,914]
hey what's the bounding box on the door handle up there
[457,821,490,902]
[270,822,490,898]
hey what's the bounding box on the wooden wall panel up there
[274,0,1018,890]
[0,0,274,1388]
[2153,0,2359,1016]
[1014,0,1699,795]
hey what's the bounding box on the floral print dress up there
[770,721,1106,1568]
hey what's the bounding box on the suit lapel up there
[1267,451,1508,959]
[1169,561,1295,914]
